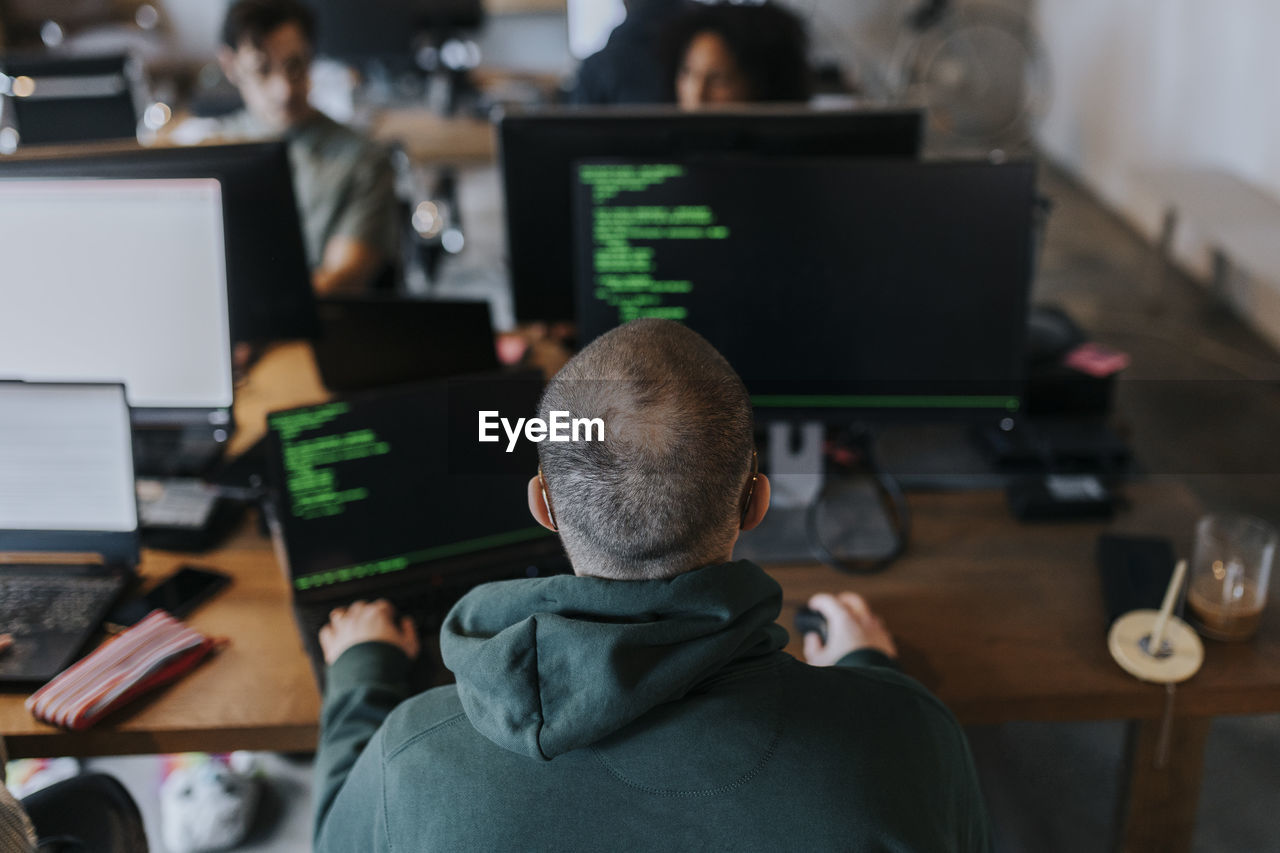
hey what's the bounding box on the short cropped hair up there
[662,1,811,102]
[537,319,755,580]
[221,0,316,50]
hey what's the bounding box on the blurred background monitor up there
[0,141,318,344]
[306,0,484,70]
[0,0,148,50]
[0,52,142,147]
[499,106,925,325]
[571,157,1037,425]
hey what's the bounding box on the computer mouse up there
[1026,304,1086,364]
[794,607,827,644]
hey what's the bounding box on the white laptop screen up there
[0,178,233,410]
[0,383,137,533]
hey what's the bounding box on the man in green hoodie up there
[313,319,992,851]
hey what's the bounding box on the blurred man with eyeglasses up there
[216,0,399,295]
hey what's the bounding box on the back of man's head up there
[222,0,315,50]
[537,319,754,580]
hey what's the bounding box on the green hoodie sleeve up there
[313,641,413,846]
[836,649,992,852]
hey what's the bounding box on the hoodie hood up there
[440,560,788,761]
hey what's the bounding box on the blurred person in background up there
[663,1,811,109]
[215,0,399,295]
[570,0,687,105]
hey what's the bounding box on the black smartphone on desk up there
[105,565,231,631]
[1097,534,1178,629]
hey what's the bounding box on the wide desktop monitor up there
[570,157,1037,423]
[0,142,318,343]
[0,177,233,414]
[499,106,925,324]
[0,52,141,146]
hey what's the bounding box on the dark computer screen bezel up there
[499,105,925,325]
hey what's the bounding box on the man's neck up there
[570,549,736,579]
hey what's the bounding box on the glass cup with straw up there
[1186,514,1277,642]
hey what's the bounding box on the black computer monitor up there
[0,141,318,343]
[266,373,559,595]
[570,157,1037,423]
[312,296,499,393]
[500,106,925,324]
[307,0,484,68]
[0,53,141,146]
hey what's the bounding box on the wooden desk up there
[368,109,495,165]
[1,521,321,759]
[4,343,1275,853]
[777,482,1271,853]
[777,485,1280,724]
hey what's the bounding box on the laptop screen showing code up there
[267,375,556,593]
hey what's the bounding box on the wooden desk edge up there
[3,723,318,760]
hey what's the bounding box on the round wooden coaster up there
[1108,610,1205,684]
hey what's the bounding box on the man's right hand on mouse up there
[802,592,898,666]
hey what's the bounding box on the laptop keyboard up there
[295,584,475,692]
[0,574,123,635]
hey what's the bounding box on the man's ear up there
[217,46,240,85]
[527,475,557,532]
[740,473,770,531]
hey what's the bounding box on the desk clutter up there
[25,610,223,731]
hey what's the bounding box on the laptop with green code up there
[264,372,566,689]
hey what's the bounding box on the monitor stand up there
[734,421,909,571]
[763,421,824,510]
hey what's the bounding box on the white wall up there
[1034,0,1280,262]
[155,0,227,58]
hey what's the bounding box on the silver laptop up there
[0,381,140,683]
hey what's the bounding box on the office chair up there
[22,773,149,853]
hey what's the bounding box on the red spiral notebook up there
[26,610,224,731]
